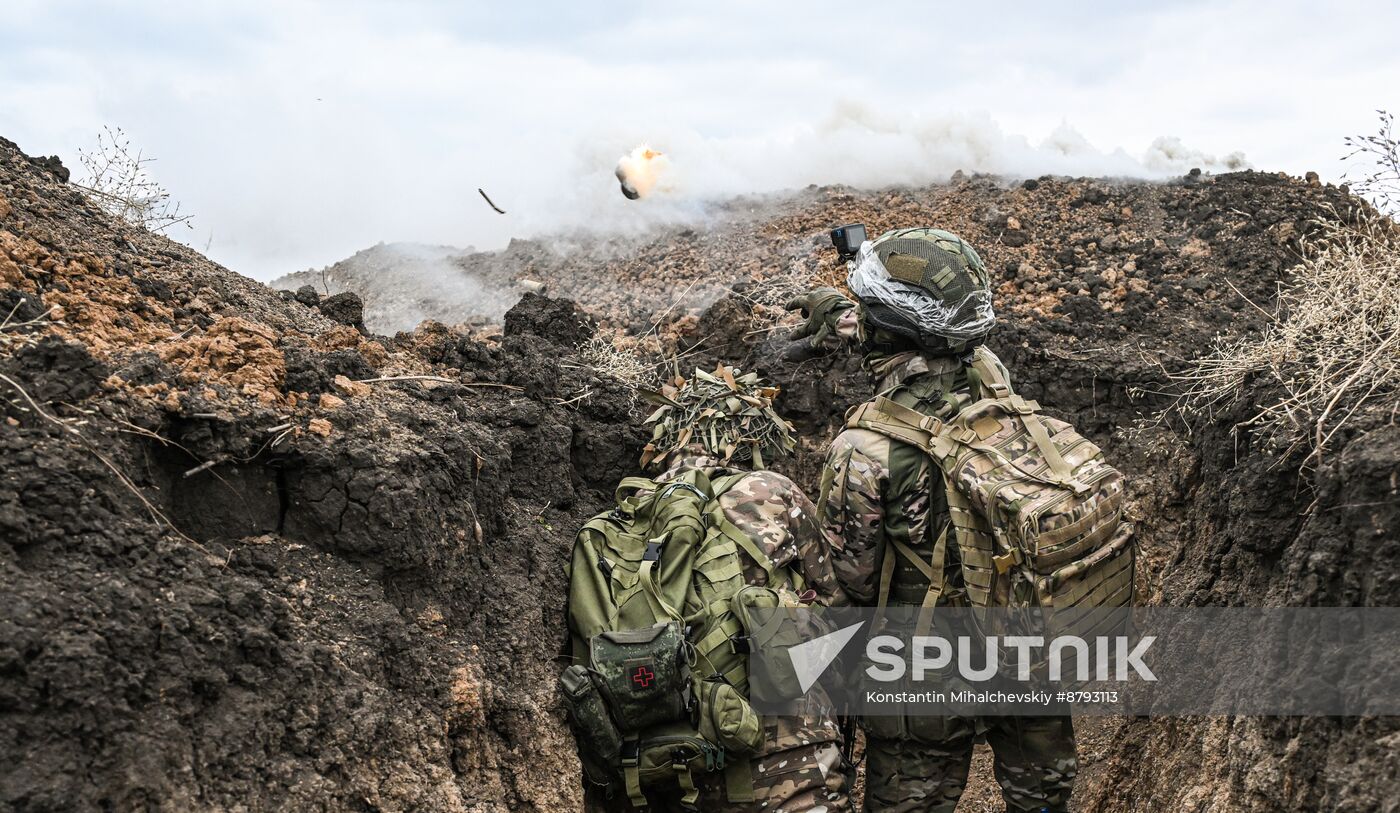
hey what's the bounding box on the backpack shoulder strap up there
[844,396,953,615]
[724,760,756,803]
[965,346,1014,400]
[845,394,964,619]
[614,476,661,513]
[845,395,958,462]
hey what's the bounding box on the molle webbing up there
[845,355,1134,612]
[566,467,778,808]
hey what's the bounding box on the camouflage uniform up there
[819,353,1078,813]
[864,716,1076,813]
[655,454,853,813]
[700,736,848,813]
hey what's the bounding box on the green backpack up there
[562,469,807,810]
[845,347,1136,628]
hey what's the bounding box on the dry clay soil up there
[2,135,1397,812]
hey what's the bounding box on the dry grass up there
[1172,212,1400,464]
[730,258,842,339]
[578,328,657,390]
[738,260,815,310]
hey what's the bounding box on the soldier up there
[788,228,1077,813]
[641,366,852,813]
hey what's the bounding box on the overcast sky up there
[2,0,1396,281]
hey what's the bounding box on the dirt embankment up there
[709,187,1396,811]
[294,167,1350,346]
[694,178,1399,812]
[2,130,1396,813]
[1,135,645,811]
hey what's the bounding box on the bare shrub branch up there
[76,126,193,233]
[1343,110,1400,217]
[729,257,831,337]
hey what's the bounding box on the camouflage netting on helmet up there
[639,365,795,470]
[848,227,996,347]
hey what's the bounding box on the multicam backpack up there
[562,468,807,810]
[845,346,1135,623]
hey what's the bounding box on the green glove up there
[785,287,855,348]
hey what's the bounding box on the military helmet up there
[639,365,795,471]
[847,227,996,352]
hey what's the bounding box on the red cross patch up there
[631,665,654,689]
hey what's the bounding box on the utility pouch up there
[697,677,763,755]
[731,585,807,702]
[590,621,690,733]
[559,664,623,785]
[627,722,726,810]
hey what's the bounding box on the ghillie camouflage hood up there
[639,365,795,470]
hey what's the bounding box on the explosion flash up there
[614,145,668,200]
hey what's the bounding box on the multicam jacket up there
[819,350,1011,607]
[658,454,849,608]
[655,455,849,751]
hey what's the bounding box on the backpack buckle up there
[993,549,1024,574]
[660,482,707,501]
[644,541,664,562]
[728,634,751,654]
[950,427,979,445]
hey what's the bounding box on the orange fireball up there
[614,145,669,200]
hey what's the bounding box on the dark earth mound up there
[1,135,645,811]
[2,132,1396,813]
[282,166,1353,352]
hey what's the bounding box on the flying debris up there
[616,170,640,200]
[614,146,668,200]
[478,188,506,214]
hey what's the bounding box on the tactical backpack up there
[562,468,807,810]
[845,346,1135,624]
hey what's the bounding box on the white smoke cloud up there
[736,104,1246,191]
[514,102,1252,243]
[1142,136,1251,174]
[277,242,517,333]
[5,0,1390,282]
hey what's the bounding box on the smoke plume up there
[509,104,1254,245]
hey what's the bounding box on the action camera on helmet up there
[829,224,867,261]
